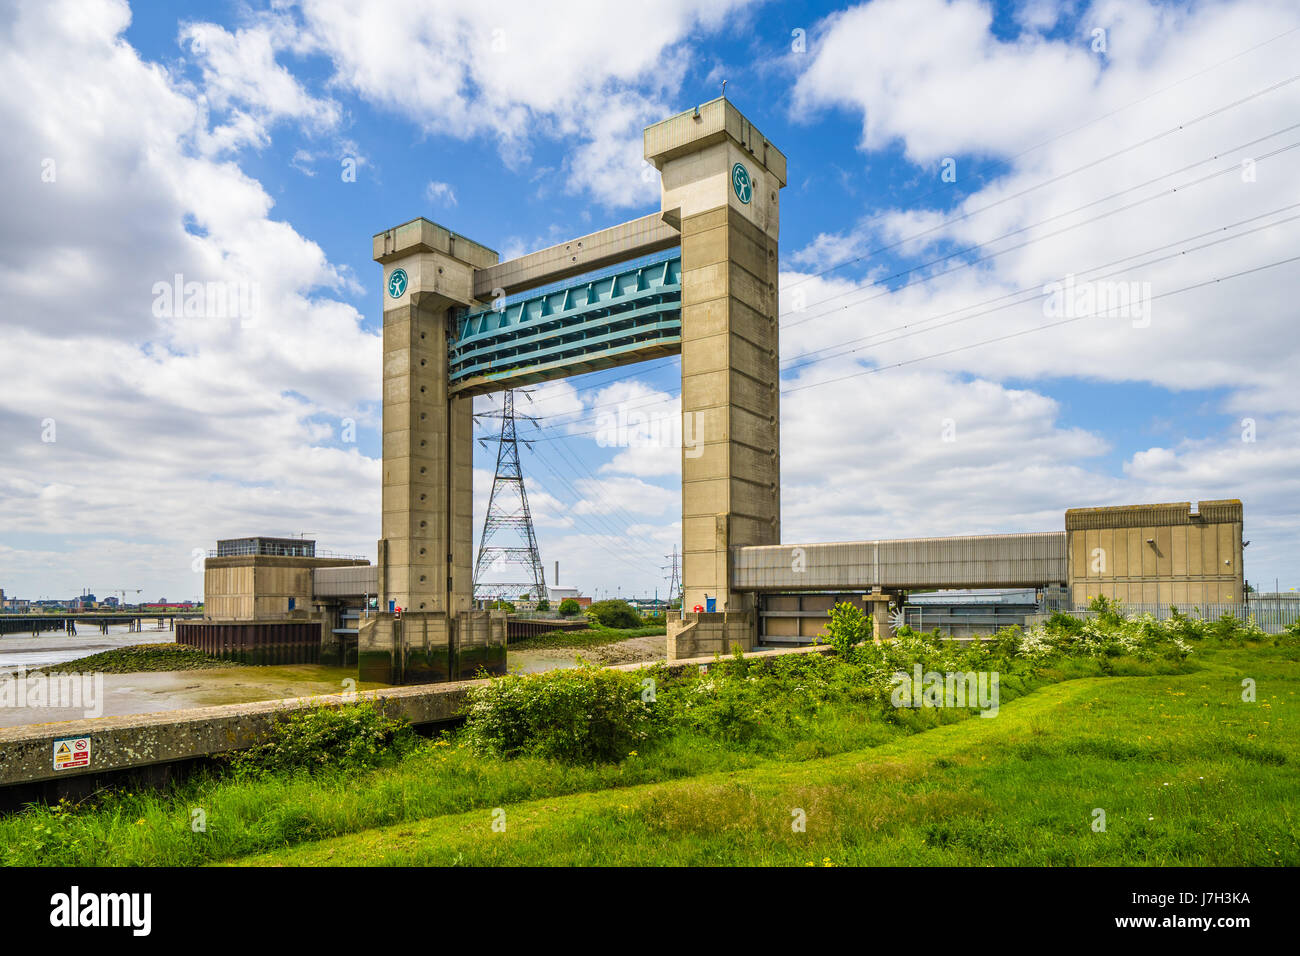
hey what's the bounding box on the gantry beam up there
[473,213,680,300]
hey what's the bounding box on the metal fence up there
[1029,601,1300,634]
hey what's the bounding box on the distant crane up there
[102,588,142,605]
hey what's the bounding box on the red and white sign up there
[53,736,91,771]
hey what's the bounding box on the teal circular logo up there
[732,163,752,204]
[387,268,409,298]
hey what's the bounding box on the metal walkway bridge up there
[448,248,682,396]
[731,532,1069,592]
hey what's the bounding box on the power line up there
[781,204,1300,375]
[462,77,1300,438]
[781,128,1300,332]
[472,389,547,603]
[525,211,1300,439]
[522,441,665,579]
[457,49,1300,443]
[784,67,1300,291]
[529,438,666,557]
[514,123,1300,439]
[782,24,1300,292]
[782,253,1300,395]
[662,546,681,605]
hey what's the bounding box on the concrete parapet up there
[667,611,755,660]
[0,642,834,795]
[0,680,480,790]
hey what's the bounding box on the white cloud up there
[0,0,379,600]
[794,0,1102,161]
[178,18,342,155]
[779,0,1300,584]
[424,180,457,206]
[289,0,754,207]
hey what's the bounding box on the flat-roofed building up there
[1065,499,1244,605]
[203,538,369,621]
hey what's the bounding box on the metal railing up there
[207,546,367,560]
[1032,601,1300,634]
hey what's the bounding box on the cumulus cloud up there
[0,0,379,599]
[778,0,1300,583]
[287,0,753,208]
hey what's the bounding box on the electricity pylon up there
[473,389,547,605]
[662,545,681,605]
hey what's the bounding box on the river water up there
[0,625,383,728]
[0,626,664,729]
[0,623,176,674]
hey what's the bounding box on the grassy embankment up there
[250,646,1297,866]
[508,624,665,652]
[1,612,1295,866]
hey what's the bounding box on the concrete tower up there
[645,99,787,618]
[365,220,501,682]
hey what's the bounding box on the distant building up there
[546,586,591,608]
[902,588,1048,637]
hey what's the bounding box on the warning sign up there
[53,736,91,771]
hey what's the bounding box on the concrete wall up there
[1066,500,1244,605]
[760,592,875,641]
[667,611,755,659]
[204,556,369,621]
[0,643,831,798]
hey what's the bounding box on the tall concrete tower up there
[644,99,786,616]
[365,220,501,682]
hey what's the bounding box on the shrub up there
[585,599,641,629]
[1280,618,1300,647]
[493,599,516,613]
[558,598,581,616]
[535,599,550,612]
[825,601,869,658]
[464,666,660,763]
[227,703,417,778]
[1087,594,1126,627]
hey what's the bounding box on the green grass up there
[233,645,1299,866]
[507,624,665,651]
[30,643,240,674]
[4,640,1294,866]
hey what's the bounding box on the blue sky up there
[1,0,1297,602]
